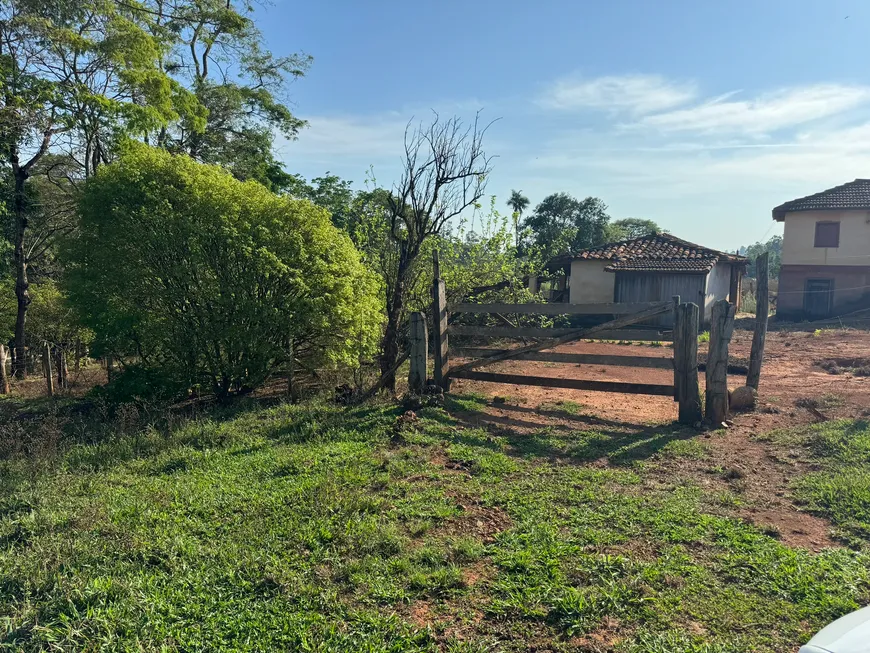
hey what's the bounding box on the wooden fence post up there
[746,251,769,390]
[0,344,9,395]
[432,251,449,390]
[674,302,702,424]
[42,343,54,397]
[671,295,681,403]
[408,311,428,393]
[705,299,736,424]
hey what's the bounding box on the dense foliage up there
[521,193,611,263]
[606,217,664,241]
[743,235,783,279]
[65,146,381,398]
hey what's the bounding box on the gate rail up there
[421,253,722,425]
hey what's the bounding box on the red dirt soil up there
[449,328,870,550]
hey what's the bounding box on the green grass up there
[1,400,868,651]
[698,331,710,343]
[758,419,870,544]
[539,399,585,416]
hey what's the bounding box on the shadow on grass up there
[445,397,699,466]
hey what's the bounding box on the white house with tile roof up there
[548,233,746,325]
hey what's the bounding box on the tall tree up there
[0,0,176,376]
[285,173,358,232]
[743,235,782,279]
[134,0,312,189]
[521,192,610,265]
[605,217,663,242]
[380,113,494,391]
[506,189,529,247]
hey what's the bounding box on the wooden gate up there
[430,263,705,425]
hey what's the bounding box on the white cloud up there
[274,114,410,165]
[538,74,697,115]
[638,84,870,134]
[530,121,870,190]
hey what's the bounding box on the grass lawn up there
[1,397,869,651]
[758,419,870,546]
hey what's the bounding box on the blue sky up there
[259,0,870,250]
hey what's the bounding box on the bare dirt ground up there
[449,327,870,550]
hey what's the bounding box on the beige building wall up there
[569,260,614,304]
[781,210,870,266]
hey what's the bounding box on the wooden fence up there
[409,260,738,425]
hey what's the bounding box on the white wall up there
[569,260,614,304]
[704,262,732,320]
[781,210,870,266]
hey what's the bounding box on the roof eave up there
[772,205,870,221]
[604,267,714,274]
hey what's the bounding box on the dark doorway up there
[804,278,833,319]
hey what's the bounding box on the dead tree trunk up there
[432,252,449,390]
[408,312,428,393]
[746,252,769,390]
[378,239,412,395]
[380,113,493,394]
[705,299,736,424]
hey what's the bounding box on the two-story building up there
[773,179,870,320]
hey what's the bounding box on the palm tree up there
[507,190,530,248]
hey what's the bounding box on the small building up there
[773,179,870,320]
[548,233,745,325]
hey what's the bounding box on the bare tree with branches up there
[379,112,495,391]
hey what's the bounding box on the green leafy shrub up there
[89,364,188,403]
[65,145,382,399]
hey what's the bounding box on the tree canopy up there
[606,218,664,242]
[743,235,782,279]
[521,192,611,263]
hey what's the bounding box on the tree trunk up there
[408,312,428,393]
[12,170,30,379]
[56,346,68,390]
[380,260,409,393]
[42,343,54,397]
[0,345,9,395]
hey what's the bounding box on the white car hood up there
[799,606,870,653]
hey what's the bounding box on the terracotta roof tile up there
[772,179,870,220]
[569,233,741,274]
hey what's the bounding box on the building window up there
[814,221,840,248]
